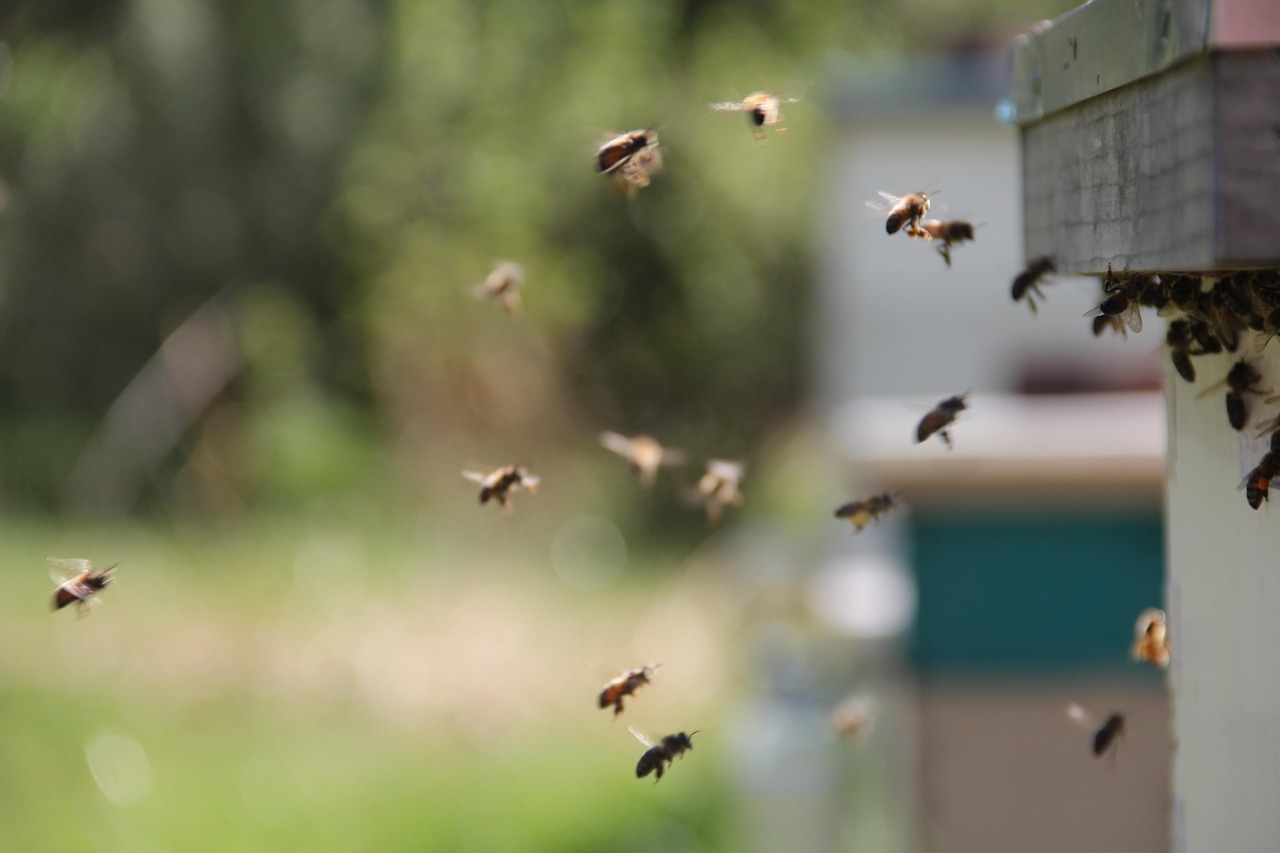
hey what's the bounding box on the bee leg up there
[941,430,953,450]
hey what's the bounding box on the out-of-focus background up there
[0,1,1171,851]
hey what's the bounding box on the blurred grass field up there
[0,513,744,852]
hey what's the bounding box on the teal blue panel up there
[909,513,1165,675]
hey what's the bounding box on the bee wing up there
[876,191,904,205]
[1124,308,1144,334]
[1194,378,1231,400]
[599,431,633,457]
[1065,703,1096,727]
[660,447,688,466]
[710,100,748,112]
[48,557,92,585]
[461,470,488,484]
[1255,416,1280,439]
[628,725,657,748]
[707,459,745,480]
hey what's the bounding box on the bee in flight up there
[473,261,525,315]
[1066,703,1126,762]
[1197,359,1267,431]
[917,393,968,449]
[710,91,799,140]
[1011,256,1055,314]
[630,726,697,782]
[917,220,976,267]
[595,129,662,197]
[831,695,875,743]
[871,191,932,238]
[1131,608,1169,669]
[599,432,686,490]
[833,492,900,533]
[694,459,745,525]
[462,465,539,513]
[598,664,658,718]
[49,558,117,617]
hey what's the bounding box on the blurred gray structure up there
[1009,3,1280,852]
[808,48,1171,853]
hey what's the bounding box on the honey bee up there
[630,726,697,782]
[1165,320,1197,382]
[1197,359,1267,430]
[917,220,975,267]
[1066,704,1126,761]
[833,492,900,533]
[831,695,875,742]
[1092,313,1128,338]
[872,191,932,238]
[473,262,525,314]
[710,91,799,140]
[1085,265,1149,334]
[1238,451,1279,509]
[1156,274,1201,318]
[916,393,968,449]
[595,129,662,197]
[462,465,540,513]
[1131,608,1170,669]
[49,558,117,617]
[1011,256,1055,314]
[599,432,686,490]
[598,664,658,718]
[695,459,745,525]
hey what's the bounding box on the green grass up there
[0,516,735,852]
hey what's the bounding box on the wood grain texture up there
[1021,51,1280,274]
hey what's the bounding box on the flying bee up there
[1011,256,1055,314]
[1196,359,1267,430]
[694,459,745,525]
[917,220,976,267]
[462,465,539,513]
[710,91,799,140]
[49,558,117,617]
[599,432,686,490]
[1085,265,1148,334]
[473,261,525,314]
[1066,704,1126,762]
[1131,608,1170,669]
[916,393,968,448]
[833,492,900,533]
[1165,320,1196,382]
[831,695,876,743]
[870,191,932,238]
[1238,451,1280,509]
[598,664,658,718]
[595,129,661,197]
[630,726,697,782]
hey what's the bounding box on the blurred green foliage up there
[0,0,1063,521]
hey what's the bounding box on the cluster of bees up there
[1012,261,1280,509]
